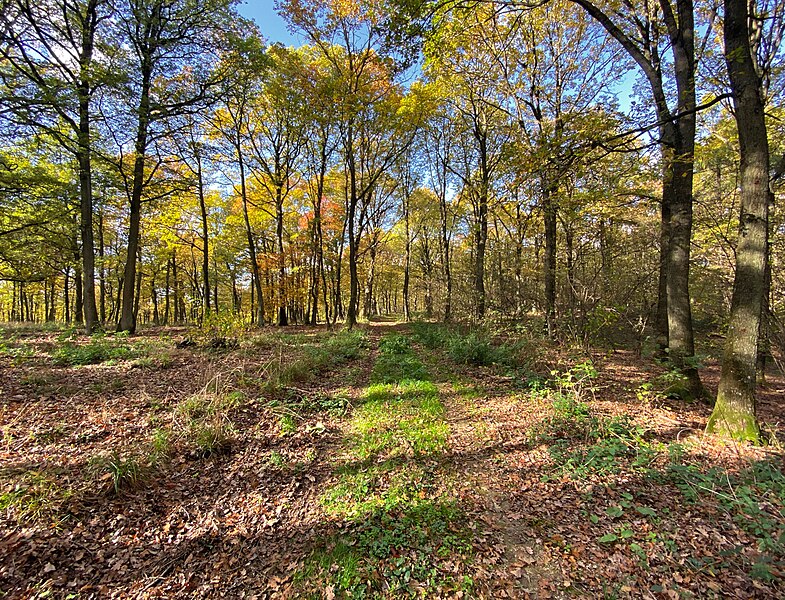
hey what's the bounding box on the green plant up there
[263,331,366,391]
[667,457,785,561]
[279,414,297,436]
[378,333,411,355]
[0,471,69,522]
[268,451,287,467]
[201,311,247,340]
[51,333,143,366]
[189,417,234,456]
[150,428,171,463]
[91,452,144,494]
[296,501,475,596]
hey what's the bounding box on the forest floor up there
[1,321,784,599]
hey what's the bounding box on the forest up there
[1,0,784,597]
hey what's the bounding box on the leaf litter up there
[0,323,783,598]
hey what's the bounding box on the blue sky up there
[237,2,301,45]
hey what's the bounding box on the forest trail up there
[1,322,783,598]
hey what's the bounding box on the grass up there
[263,330,367,391]
[173,384,243,457]
[352,381,447,460]
[297,331,474,597]
[297,501,475,597]
[0,470,71,523]
[410,321,525,368]
[50,332,144,366]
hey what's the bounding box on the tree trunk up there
[238,144,265,326]
[345,125,359,330]
[74,261,84,325]
[403,192,411,322]
[543,185,557,339]
[197,152,211,319]
[118,41,153,333]
[707,0,769,442]
[656,158,672,356]
[276,188,288,326]
[98,207,106,324]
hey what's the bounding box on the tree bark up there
[403,190,411,322]
[237,141,265,326]
[707,0,769,442]
[543,185,557,339]
[276,187,288,326]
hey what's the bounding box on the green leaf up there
[635,505,657,517]
[598,533,618,543]
[589,514,599,524]
[606,505,624,518]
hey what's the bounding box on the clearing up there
[1,322,783,598]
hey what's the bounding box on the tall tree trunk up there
[77,121,99,332]
[403,192,412,322]
[570,0,702,394]
[151,275,159,325]
[363,244,377,320]
[119,38,154,333]
[656,158,673,356]
[74,261,84,325]
[707,0,769,442]
[98,207,106,324]
[440,190,452,322]
[237,142,265,326]
[163,257,170,325]
[345,125,359,329]
[543,185,557,339]
[133,247,143,324]
[172,251,180,323]
[474,192,488,321]
[213,256,219,313]
[64,268,71,323]
[276,188,288,326]
[196,152,211,319]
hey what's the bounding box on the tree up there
[1,0,112,331]
[281,0,421,328]
[212,30,269,326]
[114,0,237,333]
[707,0,773,442]
[247,45,306,326]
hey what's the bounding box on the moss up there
[706,403,761,444]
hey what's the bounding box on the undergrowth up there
[531,361,785,580]
[264,330,367,390]
[51,332,147,366]
[410,321,525,369]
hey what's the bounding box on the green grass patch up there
[51,332,149,366]
[0,470,71,523]
[353,381,447,461]
[410,321,524,368]
[296,501,475,597]
[303,333,474,596]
